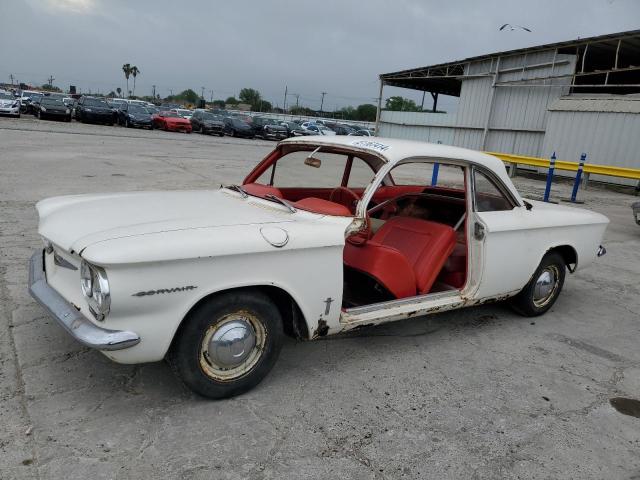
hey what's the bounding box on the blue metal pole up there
[431,162,440,186]
[543,152,556,202]
[570,153,587,202]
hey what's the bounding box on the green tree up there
[130,66,140,96]
[40,84,62,92]
[122,63,131,98]
[116,87,122,98]
[212,99,225,108]
[384,96,421,112]
[355,104,377,121]
[225,96,239,105]
[289,105,314,116]
[238,88,262,109]
[176,89,199,103]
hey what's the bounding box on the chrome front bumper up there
[28,251,140,351]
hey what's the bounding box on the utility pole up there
[152,84,156,99]
[201,86,205,98]
[283,85,287,112]
[169,88,173,97]
[320,92,327,115]
[209,90,213,102]
[295,94,299,108]
[47,75,55,86]
[9,74,14,85]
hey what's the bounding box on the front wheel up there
[169,290,283,399]
[510,252,566,317]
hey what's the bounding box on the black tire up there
[169,290,283,399]
[510,251,566,317]
[231,129,236,137]
[200,125,206,134]
[125,118,130,128]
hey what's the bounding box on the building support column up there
[375,79,384,136]
[481,56,501,150]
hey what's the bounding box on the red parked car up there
[152,111,192,133]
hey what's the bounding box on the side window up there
[389,162,465,190]
[474,170,514,212]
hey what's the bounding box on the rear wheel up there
[200,125,206,134]
[510,252,566,317]
[169,290,283,399]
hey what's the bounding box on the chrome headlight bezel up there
[80,260,110,321]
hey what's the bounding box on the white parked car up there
[0,91,21,117]
[171,108,194,120]
[29,137,608,398]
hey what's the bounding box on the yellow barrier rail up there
[486,152,640,181]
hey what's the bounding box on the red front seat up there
[344,217,457,299]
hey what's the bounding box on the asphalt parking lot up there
[1,116,639,480]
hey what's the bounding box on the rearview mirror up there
[304,157,322,168]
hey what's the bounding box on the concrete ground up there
[1,116,639,480]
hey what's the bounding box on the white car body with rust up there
[29,137,609,383]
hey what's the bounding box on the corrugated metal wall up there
[542,109,640,185]
[379,50,576,157]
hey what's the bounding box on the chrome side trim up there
[28,251,140,351]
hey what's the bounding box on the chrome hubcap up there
[533,266,559,307]
[208,320,256,368]
[200,312,266,382]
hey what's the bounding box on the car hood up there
[0,99,17,106]
[204,120,224,126]
[37,189,294,253]
[165,117,190,123]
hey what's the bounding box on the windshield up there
[41,98,65,106]
[161,111,179,117]
[0,92,13,100]
[128,105,148,114]
[177,109,192,116]
[203,112,222,121]
[85,98,108,107]
[261,118,277,125]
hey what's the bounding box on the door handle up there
[474,222,485,240]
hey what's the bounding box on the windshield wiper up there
[265,194,297,213]
[222,184,248,198]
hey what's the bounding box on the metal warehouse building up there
[375,30,640,184]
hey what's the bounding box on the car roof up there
[279,136,520,201]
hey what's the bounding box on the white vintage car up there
[29,137,609,398]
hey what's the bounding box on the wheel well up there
[171,286,309,353]
[548,245,578,272]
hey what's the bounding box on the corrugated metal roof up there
[548,95,640,113]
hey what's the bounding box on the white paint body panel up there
[34,138,609,364]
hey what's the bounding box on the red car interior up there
[344,217,457,299]
[293,198,352,216]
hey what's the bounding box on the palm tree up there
[116,87,122,98]
[130,66,140,97]
[122,63,131,98]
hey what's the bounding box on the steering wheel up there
[329,186,360,213]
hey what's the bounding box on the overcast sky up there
[1,0,638,111]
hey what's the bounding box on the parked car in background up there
[0,91,21,118]
[280,121,313,137]
[20,91,39,113]
[75,96,114,125]
[29,94,44,116]
[37,96,72,121]
[152,111,192,133]
[223,116,254,138]
[171,108,194,120]
[350,128,375,136]
[118,103,153,129]
[301,123,337,136]
[190,110,225,136]
[28,136,609,399]
[325,123,357,135]
[251,117,288,140]
[633,202,640,225]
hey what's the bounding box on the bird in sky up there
[499,24,532,32]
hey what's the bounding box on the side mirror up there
[304,157,322,168]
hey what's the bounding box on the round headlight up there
[80,260,110,321]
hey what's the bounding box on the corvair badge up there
[132,286,198,297]
[350,140,390,152]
